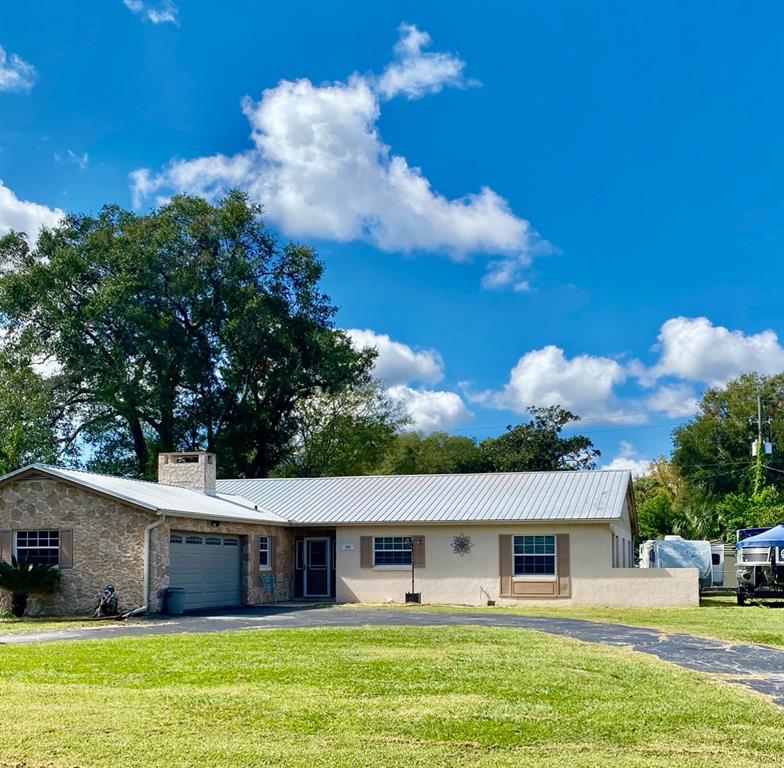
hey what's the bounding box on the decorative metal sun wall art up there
[452,533,472,556]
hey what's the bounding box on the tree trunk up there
[11,592,27,618]
[128,415,150,476]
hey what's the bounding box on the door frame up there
[303,536,332,598]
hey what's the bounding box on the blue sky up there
[3,1,784,473]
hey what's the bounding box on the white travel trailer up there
[639,536,714,590]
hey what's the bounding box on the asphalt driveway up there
[3,605,783,706]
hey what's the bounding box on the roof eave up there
[158,508,289,526]
[0,464,159,514]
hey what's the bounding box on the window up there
[513,535,555,577]
[15,530,59,566]
[374,536,412,566]
[205,537,221,546]
[185,535,203,545]
[170,534,183,544]
[259,536,270,569]
[223,539,238,547]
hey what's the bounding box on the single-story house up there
[0,451,698,615]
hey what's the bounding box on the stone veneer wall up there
[0,477,296,616]
[148,517,294,612]
[0,478,152,616]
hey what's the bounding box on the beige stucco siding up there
[336,523,697,607]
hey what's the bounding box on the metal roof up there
[1,464,289,525]
[217,470,632,526]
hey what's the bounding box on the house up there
[0,451,698,615]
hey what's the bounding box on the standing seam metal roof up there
[216,470,632,526]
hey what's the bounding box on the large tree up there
[274,381,405,477]
[0,192,372,477]
[672,372,784,498]
[480,406,600,472]
[0,352,62,474]
[377,432,487,475]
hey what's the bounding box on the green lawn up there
[357,596,784,648]
[0,617,123,634]
[0,626,781,767]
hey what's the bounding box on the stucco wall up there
[335,523,698,607]
[0,477,152,616]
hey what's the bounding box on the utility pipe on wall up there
[123,513,167,618]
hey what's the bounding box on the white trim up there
[512,575,557,582]
[512,534,557,579]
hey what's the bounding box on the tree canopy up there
[0,192,373,478]
[480,406,601,472]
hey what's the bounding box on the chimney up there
[157,452,217,495]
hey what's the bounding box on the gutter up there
[123,513,167,618]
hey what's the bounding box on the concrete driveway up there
[3,605,783,706]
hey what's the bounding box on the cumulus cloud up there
[375,23,473,100]
[603,441,652,478]
[346,327,472,433]
[0,45,36,92]
[645,383,700,419]
[387,385,474,433]
[346,328,444,385]
[0,181,63,238]
[130,24,543,290]
[123,0,178,25]
[472,345,641,424]
[646,316,784,387]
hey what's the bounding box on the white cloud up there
[473,345,640,424]
[387,385,474,433]
[54,150,89,170]
[130,24,543,290]
[0,45,36,92]
[603,441,652,478]
[645,383,700,419]
[376,23,473,101]
[346,328,443,385]
[346,327,472,433]
[0,181,63,238]
[123,0,178,25]
[647,316,784,387]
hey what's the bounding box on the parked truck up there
[736,525,784,604]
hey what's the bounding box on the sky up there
[3,1,784,475]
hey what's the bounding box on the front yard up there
[363,595,784,648]
[0,625,782,767]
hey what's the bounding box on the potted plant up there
[0,558,61,618]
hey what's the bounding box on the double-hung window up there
[513,535,555,577]
[259,536,270,569]
[373,536,412,566]
[15,530,60,566]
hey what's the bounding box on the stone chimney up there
[157,452,217,495]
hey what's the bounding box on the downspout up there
[123,513,167,619]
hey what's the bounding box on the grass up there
[355,595,784,649]
[0,626,782,767]
[0,616,123,634]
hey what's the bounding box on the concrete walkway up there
[3,605,784,706]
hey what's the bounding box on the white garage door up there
[169,532,242,610]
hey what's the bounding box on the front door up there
[304,537,330,598]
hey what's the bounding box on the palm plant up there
[0,558,61,618]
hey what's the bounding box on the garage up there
[169,532,242,610]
